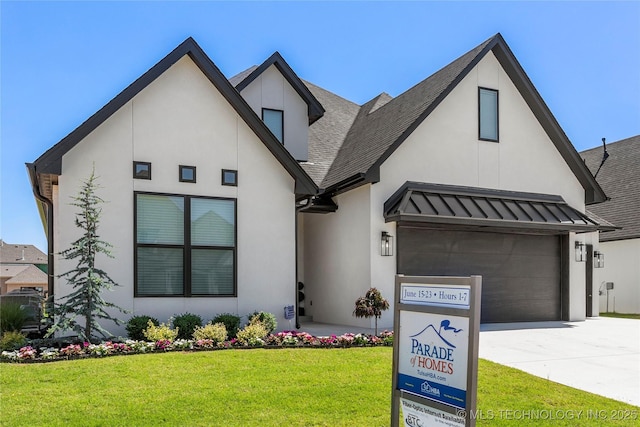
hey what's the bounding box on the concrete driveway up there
[479,317,640,406]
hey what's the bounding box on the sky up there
[1,1,639,252]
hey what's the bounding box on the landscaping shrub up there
[248,311,277,334]
[173,313,202,340]
[236,322,268,346]
[125,315,159,341]
[0,331,27,351]
[0,302,28,334]
[192,322,227,343]
[212,313,241,339]
[143,320,178,342]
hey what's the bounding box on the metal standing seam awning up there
[384,182,608,233]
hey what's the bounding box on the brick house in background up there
[0,240,48,295]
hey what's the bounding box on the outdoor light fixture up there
[381,231,393,256]
[594,251,605,268]
[575,242,586,262]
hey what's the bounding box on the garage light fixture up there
[381,231,393,256]
[575,242,586,262]
[594,251,604,268]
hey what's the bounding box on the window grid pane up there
[137,194,184,244]
[191,198,235,247]
[137,247,184,295]
[191,249,234,295]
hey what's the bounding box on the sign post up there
[391,275,481,427]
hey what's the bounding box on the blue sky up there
[2,1,639,252]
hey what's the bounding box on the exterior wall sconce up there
[575,242,586,262]
[381,231,393,256]
[594,251,605,268]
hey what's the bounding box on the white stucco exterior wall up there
[54,56,297,336]
[596,239,640,314]
[302,186,372,327]
[240,65,309,161]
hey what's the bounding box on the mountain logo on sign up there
[410,319,463,348]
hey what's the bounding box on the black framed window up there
[134,192,236,297]
[133,161,151,180]
[179,165,196,183]
[479,87,499,142]
[222,169,238,186]
[262,108,284,143]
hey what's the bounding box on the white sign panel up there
[401,398,465,427]
[401,284,470,309]
[397,310,469,409]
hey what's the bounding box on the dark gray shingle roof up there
[303,81,361,185]
[581,135,640,241]
[319,36,494,190]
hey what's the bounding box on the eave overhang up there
[384,182,605,234]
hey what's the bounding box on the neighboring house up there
[28,34,608,335]
[0,240,48,295]
[581,136,640,314]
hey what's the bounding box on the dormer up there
[232,52,324,162]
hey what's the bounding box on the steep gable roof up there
[315,33,606,205]
[5,265,47,284]
[0,241,47,265]
[233,52,325,124]
[581,135,640,241]
[30,37,317,196]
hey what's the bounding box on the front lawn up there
[1,348,637,426]
[599,312,640,320]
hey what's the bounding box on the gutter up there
[25,163,55,298]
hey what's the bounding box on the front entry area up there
[397,227,562,322]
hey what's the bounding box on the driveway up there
[479,317,640,406]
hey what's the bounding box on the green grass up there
[600,312,640,320]
[1,348,637,426]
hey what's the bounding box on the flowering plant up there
[1,329,394,363]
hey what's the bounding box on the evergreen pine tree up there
[46,169,128,341]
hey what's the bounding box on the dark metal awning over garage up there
[384,182,605,233]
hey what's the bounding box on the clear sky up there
[1,1,639,252]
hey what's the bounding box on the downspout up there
[295,196,313,329]
[26,163,55,297]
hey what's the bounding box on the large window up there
[135,193,236,297]
[479,87,499,141]
[262,108,284,143]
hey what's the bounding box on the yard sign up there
[391,275,481,427]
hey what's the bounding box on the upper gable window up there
[262,108,284,143]
[479,87,499,142]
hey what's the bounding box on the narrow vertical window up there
[479,88,498,141]
[262,108,284,143]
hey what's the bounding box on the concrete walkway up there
[298,317,640,406]
[479,318,640,406]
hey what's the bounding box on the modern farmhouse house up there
[28,34,608,335]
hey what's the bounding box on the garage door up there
[397,227,561,322]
